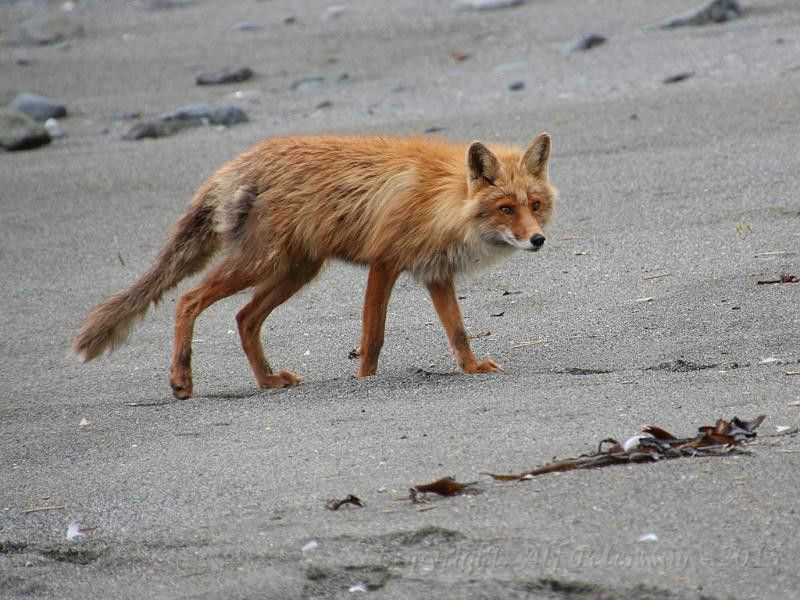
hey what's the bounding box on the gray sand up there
[1,1,799,598]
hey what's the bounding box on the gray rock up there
[291,76,326,92]
[508,80,525,91]
[452,0,523,11]
[196,67,254,86]
[0,109,51,151]
[7,93,67,121]
[561,33,607,54]
[122,120,185,141]
[123,103,248,140]
[659,0,743,28]
[6,13,84,46]
[158,104,248,127]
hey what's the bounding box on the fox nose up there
[530,234,546,249]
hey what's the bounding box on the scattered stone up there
[231,22,261,32]
[663,71,694,84]
[123,103,248,140]
[508,80,525,91]
[658,0,743,28]
[6,13,84,46]
[0,109,51,151]
[291,76,326,91]
[561,33,607,54]
[283,16,298,25]
[321,5,348,21]
[314,100,333,109]
[7,93,67,122]
[147,0,194,10]
[452,0,523,11]
[196,67,254,85]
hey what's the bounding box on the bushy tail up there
[73,183,220,361]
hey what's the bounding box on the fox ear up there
[467,141,500,185]
[522,133,551,179]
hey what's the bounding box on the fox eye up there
[499,206,515,215]
[532,201,541,211]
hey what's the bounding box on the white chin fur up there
[497,231,534,250]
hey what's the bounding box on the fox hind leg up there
[170,257,255,399]
[236,260,323,389]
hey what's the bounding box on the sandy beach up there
[2,0,799,598]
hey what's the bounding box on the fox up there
[73,133,556,398]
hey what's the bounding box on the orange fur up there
[72,134,557,398]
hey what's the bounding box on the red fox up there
[73,134,556,398]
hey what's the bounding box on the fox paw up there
[170,378,193,399]
[464,358,504,374]
[258,370,301,389]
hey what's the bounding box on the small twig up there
[511,339,544,348]
[22,504,66,514]
[179,570,207,578]
[113,236,126,267]
[754,250,789,258]
[642,273,672,281]
[468,330,491,340]
[786,371,800,376]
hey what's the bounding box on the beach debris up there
[485,414,766,481]
[66,520,95,541]
[561,33,607,54]
[44,118,65,138]
[0,110,51,151]
[757,273,799,285]
[196,67,254,85]
[453,0,524,11]
[638,532,659,543]
[452,51,471,62]
[79,417,92,428]
[658,0,743,29]
[302,539,320,553]
[7,93,67,122]
[409,476,479,503]
[326,495,364,511]
[349,582,368,592]
[123,103,248,140]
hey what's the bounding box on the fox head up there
[467,133,556,252]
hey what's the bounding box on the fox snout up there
[530,233,546,251]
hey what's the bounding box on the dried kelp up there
[326,495,364,511]
[487,415,766,481]
[409,476,479,503]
